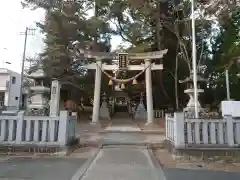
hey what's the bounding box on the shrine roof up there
[26,68,47,79]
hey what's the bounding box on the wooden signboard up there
[221,101,240,117]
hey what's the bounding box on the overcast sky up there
[0,1,123,73]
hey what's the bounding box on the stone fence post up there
[16,111,25,144]
[225,115,234,146]
[58,111,69,146]
[174,112,185,149]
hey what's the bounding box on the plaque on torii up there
[82,49,168,71]
[118,53,128,70]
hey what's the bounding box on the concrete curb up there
[148,149,162,168]
[140,131,165,135]
[100,130,165,134]
[101,142,165,149]
[148,149,167,180]
[0,138,80,156]
[71,149,100,180]
[102,142,149,147]
[102,144,148,149]
[100,131,141,134]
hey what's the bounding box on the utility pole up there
[19,27,35,109]
[225,69,231,100]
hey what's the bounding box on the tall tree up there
[22,0,112,87]
[206,6,240,103]
[22,0,240,109]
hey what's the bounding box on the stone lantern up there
[179,72,207,116]
[26,64,50,115]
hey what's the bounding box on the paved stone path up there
[80,146,165,180]
[105,117,141,132]
[105,125,141,132]
[103,117,165,145]
[103,132,145,145]
[103,132,165,145]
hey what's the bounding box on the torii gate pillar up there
[91,58,102,124]
[145,59,154,124]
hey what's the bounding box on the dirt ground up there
[154,149,240,172]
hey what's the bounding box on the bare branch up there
[161,20,191,72]
[179,44,191,72]
[198,39,204,68]
[113,18,133,44]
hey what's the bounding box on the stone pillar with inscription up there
[50,79,61,117]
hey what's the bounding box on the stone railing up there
[0,111,77,146]
[165,114,176,143]
[166,112,240,149]
[131,109,165,119]
[154,110,165,118]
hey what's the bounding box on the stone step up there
[102,144,148,149]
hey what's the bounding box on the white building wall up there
[0,73,10,91]
[8,71,21,107]
[3,92,9,106]
[0,70,10,106]
[0,69,21,107]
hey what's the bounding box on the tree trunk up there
[156,1,171,106]
[94,1,99,51]
[175,47,179,110]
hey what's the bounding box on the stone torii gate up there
[82,49,168,125]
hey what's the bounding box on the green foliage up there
[22,0,112,87]
[206,7,240,102]
[21,0,240,108]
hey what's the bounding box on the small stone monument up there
[99,92,110,119]
[26,64,50,116]
[49,79,61,116]
[134,92,147,119]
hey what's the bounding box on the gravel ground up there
[155,149,240,172]
[163,168,240,180]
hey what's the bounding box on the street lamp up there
[1,61,12,66]
[1,48,11,67]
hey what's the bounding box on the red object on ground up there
[159,118,165,128]
[64,100,78,111]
